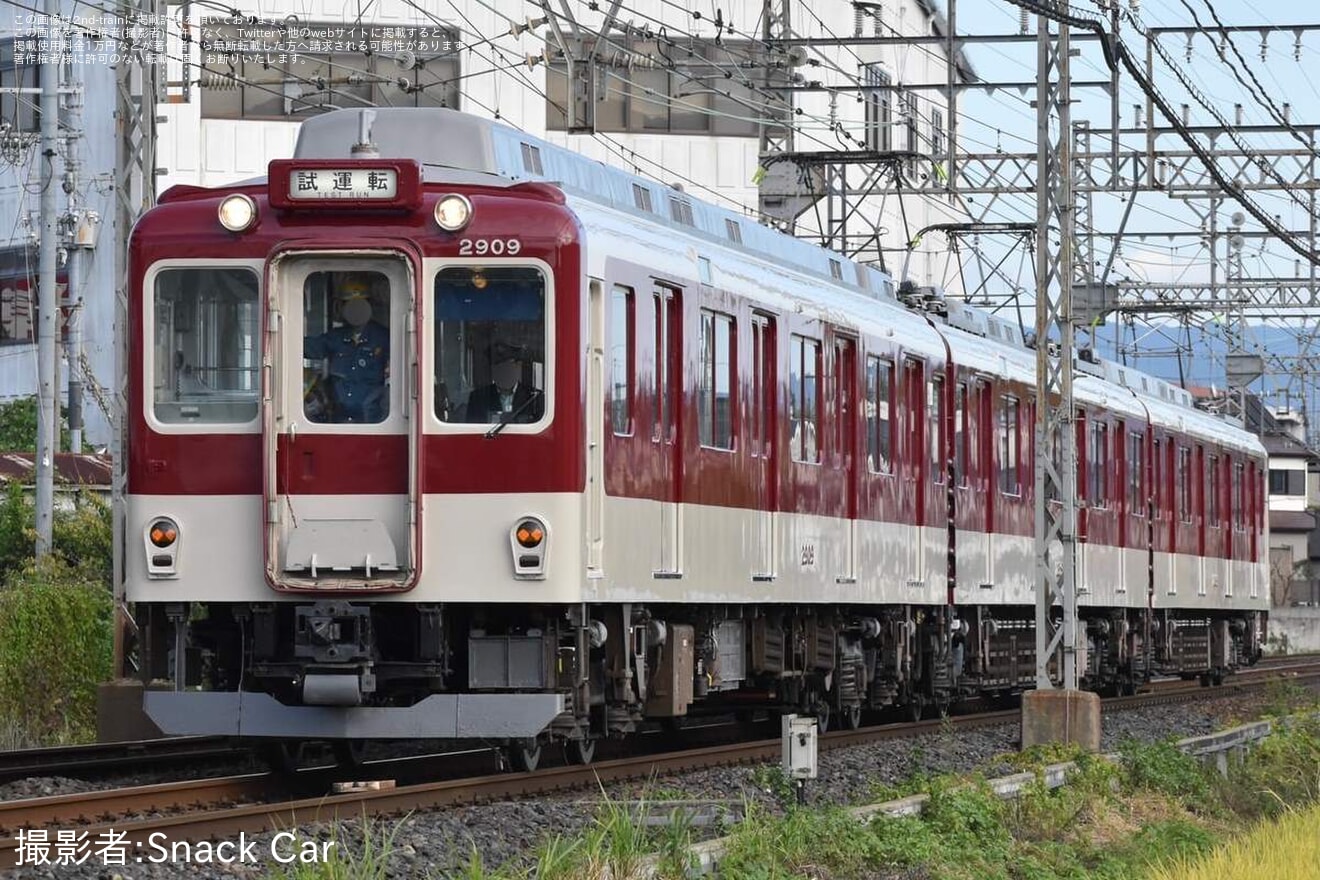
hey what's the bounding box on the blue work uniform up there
[305,320,390,422]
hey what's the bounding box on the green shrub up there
[0,557,112,743]
[1220,716,1320,819]
[0,482,30,581]
[1119,738,1213,807]
[0,484,112,588]
[51,491,112,585]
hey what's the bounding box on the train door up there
[586,280,605,576]
[903,357,926,586]
[654,285,683,577]
[263,252,418,589]
[836,336,858,582]
[751,313,777,580]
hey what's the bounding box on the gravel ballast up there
[7,682,1317,879]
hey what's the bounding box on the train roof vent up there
[668,195,694,226]
[946,300,988,337]
[520,142,544,175]
[633,183,654,213]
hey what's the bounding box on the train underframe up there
[138,600,1265,766]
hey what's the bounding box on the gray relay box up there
[781,714,818,780]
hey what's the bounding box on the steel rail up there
[0,737,240,785]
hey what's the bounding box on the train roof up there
[286,109,1261,456]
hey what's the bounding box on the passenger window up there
[789,334,820,463]
[999,395,1019,496]
[929,376,944,484]
[152,267,260,425]
[433,266,547,426]
[303,269,391,424]
[697,309,735,449]
[610,286,634,435]
[865,356,893,474]
[751,314,775,457]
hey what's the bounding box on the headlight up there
[434,194,472,232]
[218,194,257,232]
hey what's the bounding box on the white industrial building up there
[0,0,971,448]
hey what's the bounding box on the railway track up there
[0,736,243,786]
[2,658,1317,869]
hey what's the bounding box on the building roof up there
[1261,431,1316,460]
[0,453,111,488]
[1271,510,1317,533]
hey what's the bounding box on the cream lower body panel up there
[1155,550,1268,613]
[127,492,587,604]
[126,492,1269,614]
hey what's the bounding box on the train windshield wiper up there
[484,389,544,439]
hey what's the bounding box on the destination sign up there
[287,168,398,201]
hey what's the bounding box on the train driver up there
[465,348,543,423]
[304,274,390,423]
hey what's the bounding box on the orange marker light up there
[515,520,545,548]
[149,519,179,548]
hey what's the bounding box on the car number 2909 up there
[458,238,521,256]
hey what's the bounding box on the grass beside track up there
[1147,802,1320,880]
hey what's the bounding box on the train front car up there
[127,110,593,763]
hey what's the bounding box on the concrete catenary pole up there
[35,0,63,556]
[61,55,87,454]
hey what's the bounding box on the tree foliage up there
[0,396,70,453]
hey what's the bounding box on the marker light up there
[218,194,257,232]
[149,518,179,548]
[515,520,545,548]
[434,194,472,232]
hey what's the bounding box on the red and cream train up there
[126,108,1267,766]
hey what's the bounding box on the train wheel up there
[1211,670,1224,687]
[907,695,925,723]
[565,737,596,766]
[332,739,367,769]
[935,697,952,720]
[814,702,831,733]
[842,704,863,730]
[506,739,542,773]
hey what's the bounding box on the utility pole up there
[62,55,92,453]
[1023,10,1100,750]
[35,0,63,557]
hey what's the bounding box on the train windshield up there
[152,267,260,424]
[433,266,547,426]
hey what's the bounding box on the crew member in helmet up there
[304,274,390,423]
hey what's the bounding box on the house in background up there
[1261,430,1319,607]
[0,451,111,509]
